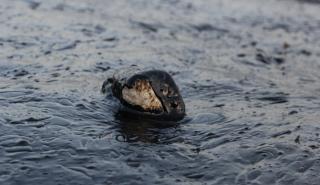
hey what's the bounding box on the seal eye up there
[160,84,170,96]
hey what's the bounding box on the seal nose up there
[170,101,178,108]
[160,93,185,118]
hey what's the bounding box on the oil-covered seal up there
[102,69,185,121]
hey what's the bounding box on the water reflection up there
[114,111,182,143]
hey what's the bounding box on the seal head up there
[103,70,185,121]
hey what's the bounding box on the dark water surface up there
[1,0,320,184]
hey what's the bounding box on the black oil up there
[1,0,320,185]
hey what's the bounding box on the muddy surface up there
[1,0,320,184]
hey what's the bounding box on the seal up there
[102,69,185,121]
